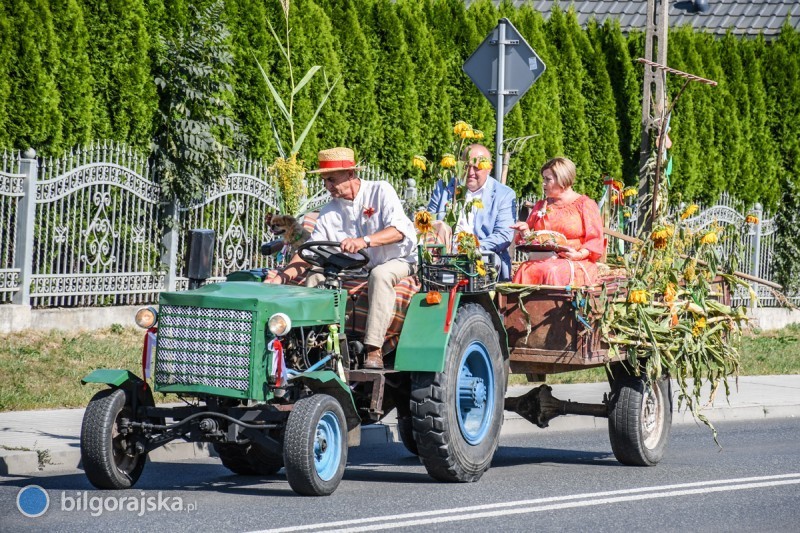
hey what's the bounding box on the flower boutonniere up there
[363,206,376,219]
[536,204,548,219]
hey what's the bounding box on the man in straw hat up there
[266,147,417,370]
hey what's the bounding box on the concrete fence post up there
[751,202,763,279]
[12,149,37,306]
[161,199,180,292]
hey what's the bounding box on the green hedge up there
[1,0,798,210]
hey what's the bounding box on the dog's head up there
[267,214,301,238]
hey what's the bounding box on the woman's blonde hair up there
[541,157,576,189]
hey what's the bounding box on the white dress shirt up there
[310,180,417,269]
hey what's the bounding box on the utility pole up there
[637,0,669,232]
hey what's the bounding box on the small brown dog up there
[265,213,311,263]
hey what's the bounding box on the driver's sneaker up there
[364,347,384,369]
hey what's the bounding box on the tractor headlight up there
[135,306,158,329]
[268,313,292,336]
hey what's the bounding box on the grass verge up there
[1,324,798,411]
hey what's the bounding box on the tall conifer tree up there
[397,0,451,169]
[361,0,421,178]
[225,0,278,158]
[582,19,622,194]
[51,0,94,149]
[0,3,12,149]
[511,5,564,196]
[599,19,641,183]
[6,0,62,153]
[291,0,347,161]
[741,37,779,209]
[315,0,381,162]
[546,7,591,191]
[81,0,156,148]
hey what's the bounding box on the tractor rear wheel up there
[410,304,505,482]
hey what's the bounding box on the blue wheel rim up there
[314,410,342,481]
[456,341,495,445]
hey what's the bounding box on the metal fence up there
[0,144,796,308]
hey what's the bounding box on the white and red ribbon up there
[268,338,287,387]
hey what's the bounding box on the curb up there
[2,404,798,477]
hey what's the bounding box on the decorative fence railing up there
[1,144,796,308]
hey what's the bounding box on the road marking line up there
[250,473,800,533]
[327,479,800,532]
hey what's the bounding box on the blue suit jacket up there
[427,176,517,281]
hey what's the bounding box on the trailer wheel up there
[608,373,671,466]
[283,394,347,496]
[81,388,147,489]
[214,443,283,476]
[397,416,419,456]
[410,303,505,482]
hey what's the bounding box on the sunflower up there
[477,157,492,171]
[456,232,479,254]
[414,210,433,234]
[473,130,485,140]
[700,231,718,245]
[475,259,487,277]
[471,199,484,210]
[623,186,637,198]
[681,204,699,220]
[440,154,456,168]
[411,155,426,171]
[745,213,759,224]
[663,283,677,303]
[684,259,697,282]
[628,289,648,304]
[453,121,469,135]
[692,316,707,337]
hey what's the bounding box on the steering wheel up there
[297,241,370,274]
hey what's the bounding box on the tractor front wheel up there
[81,388,147,489]
[283,394,347,496]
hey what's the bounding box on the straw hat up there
[307,147,364,174]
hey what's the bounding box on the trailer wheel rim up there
[314,411,342,481]
[456,341,494,445]
[641,384,664,449]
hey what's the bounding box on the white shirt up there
[310,180,418,269]
[454,180,490,235]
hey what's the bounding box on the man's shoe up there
[364,348,384,370]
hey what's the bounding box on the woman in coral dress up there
[511,157,604,286]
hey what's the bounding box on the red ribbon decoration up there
[444,279,469,333]
[318,159,356,169]
[141,327,157,384]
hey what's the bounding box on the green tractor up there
[80,238,671,496]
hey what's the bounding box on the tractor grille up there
[155,305,254,392]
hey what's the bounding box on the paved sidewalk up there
[1,375,798,476]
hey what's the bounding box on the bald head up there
[463,143,492,192]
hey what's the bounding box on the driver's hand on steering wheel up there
[264,270,287,284]
[340,237,369,254]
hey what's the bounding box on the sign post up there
[463,18,545,177]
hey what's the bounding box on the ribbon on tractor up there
[141,327,157,380]
[268,338,287,387]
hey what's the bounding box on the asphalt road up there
[2,418,799,532]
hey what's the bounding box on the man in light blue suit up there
[427,144,516,280]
